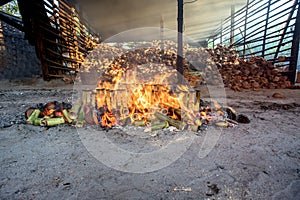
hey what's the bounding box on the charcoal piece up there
[237,114,250,124]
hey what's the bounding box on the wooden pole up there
[290,1,300,84]
[177,0,184,84]
[262,0,271,58]
[243,0,249,57]
[230,5,235,46]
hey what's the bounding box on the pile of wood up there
[81,41,291,91]
[206,44,291,91]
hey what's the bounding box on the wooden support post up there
[289,2,300,84]
[262,0,271,58]
[220,20,223,44]
[160,15,164,54]
[177,0,184,84]
[230,5,235,46]
[243,0,249,57]
[273,0,298,62]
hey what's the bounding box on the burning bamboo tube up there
[77,106,85,125]
[121,107,129,117]
[82,90,92,105]
[91,92,96,108]
[154,112,185,130]
[132,113,140,121]
[160,108,168,115]
[111,90,118,110]
[150,121,169,131]
[134,120,145,126]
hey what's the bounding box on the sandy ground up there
[0,79,299,199]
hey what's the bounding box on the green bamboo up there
[42,117,65,127]
[33,118,43,126]
[26,109,41,124]
[62,109,73,123]
[154,112,184,130]
[77,106,85,123]
[151,121,169,131]
[134,120,145,126]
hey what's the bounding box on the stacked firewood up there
[206,44,291,91]
[81,41,291,91]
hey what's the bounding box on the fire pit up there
[74,41,247,133]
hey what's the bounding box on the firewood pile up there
[206,44,291,91]
[81,41,291,91]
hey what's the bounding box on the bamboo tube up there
[33,118,43,126]
[134,120,145,126]
[71,100,81,115]
[150,121,169,131]
[68,111,78,120]
[91,92,96,108]
[150,119,164,125]
[41,117,65,127]
[154,112,185,130]
[121,107,129,116]
[132,113,140,121]
[26,109,41,124]
[77,106,85,124]
[160,108,168,115]
[111,90,118,110]
[62,109,73,123]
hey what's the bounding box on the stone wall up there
[0,21,41,80]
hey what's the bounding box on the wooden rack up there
[16,0,99,80]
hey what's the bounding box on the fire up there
[92,47,201,130]
[95,65,191,128]
[101,107,116,128]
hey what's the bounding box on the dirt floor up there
[0,78,299,199]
